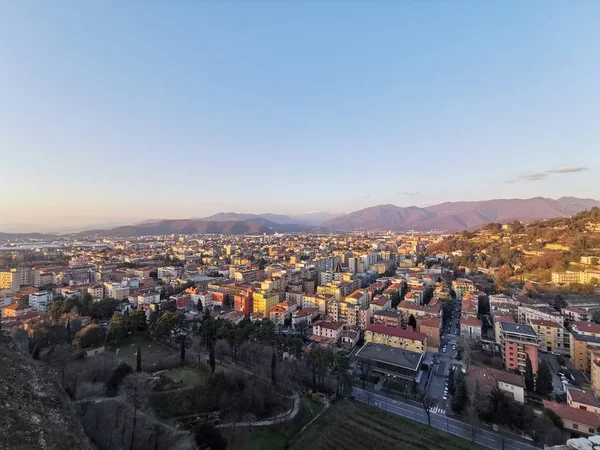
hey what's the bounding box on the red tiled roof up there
[461,317,482,327]
[543,400,600,428]
[529,318,561,328]
[568,388,600,408]
[574,321,600,335]
[313,320,345,330]
[367,324,427,342]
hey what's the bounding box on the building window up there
[580,406,587,411]
[573,424,578,429]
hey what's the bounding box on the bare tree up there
[120,373,156,450]
[358,357,372,389]
[420,393,438,426]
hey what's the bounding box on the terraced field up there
[290,400,480,450]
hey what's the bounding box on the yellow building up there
[552,271,600,285]
[570,322,600,372]
[365,324,427,353]
[0,271,19,292]
[452,278,475,299]
[529,319,568,354]
[591,352,600,397]
[252,292,280,316]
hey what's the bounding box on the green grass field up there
[108,336,176,368]
[290,399,481,450]
[163,367,207,387]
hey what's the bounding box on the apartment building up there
[28,291,53,312]
[499,322,539,375]
[302,294,330,313]
[418,316,441,350]
[252,292,280,316]
[529,318,569,354]
[570,322,600,372]
[0,268,41,292]
[452,278,475,299]
[518,305,564,327]
[158,266,185,280]
[563,307,591,323]
[461,317,483,340]
[373,309,402,328]
[312,320,345,342]
[365,324,427,353]
[591,352,600,396]
[87,284,105,300]
[552,271,600,285]
[103,282,130,301]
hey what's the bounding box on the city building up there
[499,322,539,375]
[373,309,403,328]
[355,342,424,381]
[103,282,130,301]
[28,291,53,312]
[467,367,525,403]
[312,320,345,342]
[365,324,427,353]
[252,292,280,316]
[460,317,483,340]
[543,400,600,437]
[529,318,569,354]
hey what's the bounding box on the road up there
[427,299,461,411]
[353,387,537,450]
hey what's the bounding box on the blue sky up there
[1,1,599,227]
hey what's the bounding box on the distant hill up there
[322,197,600,231]
[81,218,317,237]
[196,212,338,226]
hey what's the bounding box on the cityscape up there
[2,2,600,450]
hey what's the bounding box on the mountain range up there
[2,197,599,237]
[321,197,600,231]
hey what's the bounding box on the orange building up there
[500,322,539,375]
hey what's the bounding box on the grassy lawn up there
[108,336,176,369]
[290,399,482,450]
[163,367,207,387]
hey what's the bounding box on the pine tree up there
[451,370,468,413]
[180,335,186,362]
[524,356,535,392]
[209,343,216,374]
[136,345,142,372]
[536,361,553,396]
[271,352,277,385]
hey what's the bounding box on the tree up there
[73,324,105,349]
[50,300,65,322]
[451,370,468,413]
[136,345,142,372]
[408,314,417,330]
[209,343,216,374]
[592,310,600,325]
[536,361,553,397]
[120,373,155,450]
[420,393,437,426]
[551,294,567,311]
[524,356,535,392]
[180,335,186,362]
[193,422,227,450]
[106,363,133,396]
[271,352,277,386]
[447,366,456,395]
[357,357,372,390]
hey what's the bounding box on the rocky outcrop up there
[0,332,93,450]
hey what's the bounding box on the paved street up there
[427,299,461,411]
[353,387,537,450]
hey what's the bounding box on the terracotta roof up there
[568,388,600,408]
[574,321,600,335]
[468,366,524,388]
[313,320,345,330]
[543,400,600,428]
[367,324,427,342]
[419,317,440,328]
[461,317,482,327]
[371,295,391,306]
[529,318,561,328]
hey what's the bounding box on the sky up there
[1,1,599,229]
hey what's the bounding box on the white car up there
[443,394,448,400]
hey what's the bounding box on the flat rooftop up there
[500,322,537,337]
[355,342,423,371]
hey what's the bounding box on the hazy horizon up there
[2,2,599,227]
